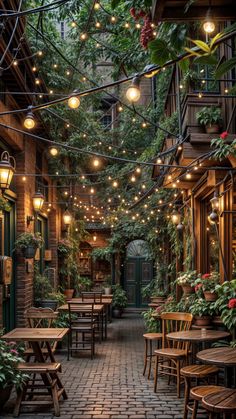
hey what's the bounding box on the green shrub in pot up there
[112,284,128,318]
[196,106,222,133]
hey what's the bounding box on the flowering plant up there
[175,270,198,286]
[189,298,215,317]
[211,133,236,160]
[0,338,28,389]
[214,279,236,331]
[201,272,220,292]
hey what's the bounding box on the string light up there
[80,33,87,41]
[126,77,141,103]
[49,147,58,156]
[130,175,136,182]
[142,122,147,128]
[136,167,141,174]
[124,22,130,29]
[135,23,141,29]
[118,104,123,112]
[112,181,118,188]
[13,60,18,66]
[22,176,26,182]
[110,16,116,23]
[95,22,101,28]
[32,66,37,72]
[68,94,80,109]
[94,2,100,9]
[186,172,192,179]
[93,158,100,167]
[71,21,77,27]
[37,50,43,56]
[24,109,35,129]
[35,78,40,85]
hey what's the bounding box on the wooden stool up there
[181,364,219,419]
[143,333,162,379]
[202,389,236,418]
[190,386,226,419]
[14,362,67,417]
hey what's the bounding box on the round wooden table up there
[197,347,236,388]
[166,330,231,363]
[166,330,230,343]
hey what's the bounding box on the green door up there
[2,202,16,331]
[124,257,153,307]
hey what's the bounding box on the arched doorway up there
[124,240,153,308]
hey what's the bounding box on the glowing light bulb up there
[94,2,100,9]
[68,95,80,109]
[110,16,116,23]
[93,158,100,167]
[130,176,136,182]
[13,60,18,66]
[24,111,35,130]
[37,50,43,56]
[113,181,118,188]
[95,22,101,28]
[126,77,141,102]
[203,20,215,34]
[49,147,58,157]
[35,78,40,85]
[80,33,87,40]
[90,188,95,194]
[135,23,141,29]
[66,70,70,76]
[71,21,76,27]
[22,176,26,182]
[186,172,192,179]
[136,167,141,173]
[124,22,130,29]
[118,105,123,112]
[32,66,37,72]
[142,122,147,128]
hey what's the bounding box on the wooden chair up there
[188,385,227,419]
[181,365,220,419]
[24,307,58,360]
[143,333,162,379]
[81,291,105,340]
[202,388,236,418]
[68,302,96,359]
[153,312,193,397]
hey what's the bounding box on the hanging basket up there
[204,291,217,302]
[205,124,220,134]
[22,245,37,259]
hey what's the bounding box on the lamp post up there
[63,209,72,235]
[0,151,15,194]
[27,191,45,226]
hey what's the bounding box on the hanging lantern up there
[210,192,220,211]
[63,209,72,226]
[32,191,45,212]
[68,93,80,109]
[24,110,36,129]
[0,151,15,191]
[209,210,218,223]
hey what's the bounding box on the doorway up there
[124,240,153,308]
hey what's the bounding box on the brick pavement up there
[1,314,206,419]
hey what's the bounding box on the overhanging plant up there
[214,279,236,334]
[189,298,214,317]
[14,232,43,251]
[0,196,11,212]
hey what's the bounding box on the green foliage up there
[0,338,28,390]
[175,270,198,286]
[189,298,215,317]
[196,106,222,127]
[112,284,128,308]
[141,308,160,333]
[0,196,11,212]
[211,137,236,160]
[91,246,114,262]
[214,279,236,331]
[14,232,43,250]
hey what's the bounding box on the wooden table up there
[2,328,69,416]
[197,347,236,388]
[167,330,231,362]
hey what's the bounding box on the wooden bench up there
[14,362,67,417]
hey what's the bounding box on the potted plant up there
[201,272,219,301]
[141,308,161,333]
[14,232,43,259]
[103,277,112,295]
[175,270,197,295]
[196,106,222,134]
[0,338,28,410]
[34,267,64,310]
[189,297,214,326]
[112,284,128,318]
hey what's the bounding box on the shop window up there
[206,199,219,272]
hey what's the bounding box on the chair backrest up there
[68,302,95,328]
[25,307,58,328]
[81,292,102,303]
[161,312,193,351]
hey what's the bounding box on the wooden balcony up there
[152,0,236,23]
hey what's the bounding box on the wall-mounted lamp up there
[27,191,45,225]
[63,209,72,227]
[93,234,97,242]
[171,210,181,225]
[210,192,220,211]
[0,151,15,193]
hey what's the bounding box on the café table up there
[58,301,107,340]
[2,327,69,416]
[166,330,231,361]
[197,347,236,388]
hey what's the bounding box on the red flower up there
[130,7,136,18]
[220,131,229,140]
[202,273,211,279]
[228,298,236,309]
[195,283,202,292]
[138,10,146,18]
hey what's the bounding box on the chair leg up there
[154,355,159,393]
[13,384,27,417]
[191,400,198,419]
[177,359,181,398]
[148,340,152,380]
[143,338,148,376]
[183,377,190,419]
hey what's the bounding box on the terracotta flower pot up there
[194,316,211,326]
[205,124,220,134]
[204,291,217,302]
[151,296,166,304]
[64,289,74,299]
[181,285,195,295]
